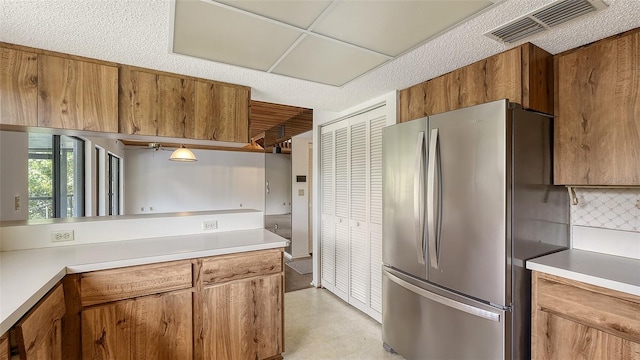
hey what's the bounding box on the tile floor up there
[283,288,405,360]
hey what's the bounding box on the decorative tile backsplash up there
[571,188,640,232]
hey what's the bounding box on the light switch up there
[298,189,304,196]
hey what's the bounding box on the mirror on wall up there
[0,128,267,222]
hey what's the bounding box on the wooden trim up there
[0,42,119,67]
[521,43,554,115]
[119,139,265,153]
[192,258,204,360]
[61,275,82,360]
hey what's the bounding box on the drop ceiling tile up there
[313,1,495,56]
[272,35,389,87]
[173,0,302,71]
[214,0,332,29]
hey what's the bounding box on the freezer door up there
[383,268,507,360]
[426,100,510,306]
[382,117,428,279]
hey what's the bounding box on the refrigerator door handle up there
[386,271,500,322]
[414,131,426,264]
[427,128,440,269]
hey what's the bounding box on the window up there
[108,153,121,216]
[28,134,85,219]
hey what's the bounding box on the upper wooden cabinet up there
[190,81,250,143]
[0,47,38,126]
[119,66,195,138]
[119,66,250,143]
[38,54,118,132]
[399,43,553,122]
[1,45,118,132]
[554,29,640,185]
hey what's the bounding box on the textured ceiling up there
[172,0,496,86]
[1,0,639,112]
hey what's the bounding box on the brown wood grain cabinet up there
[196,249,284,360]
[531,272,640,360]
[56,249,283,360]
[81,290,193,359]
[119,66,195,138]
[14,283,66,360]
[554,29,640,185]
[190,81,250,143]
[0,332,9,360]
[398,42,553,122]
[37,54,118,132]
[118,66,250,143]
[0,47,38,126]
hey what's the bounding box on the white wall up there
[124,148,265,214]
[290,131,312,258]
[265,153,291,215]
[0,131,29,221]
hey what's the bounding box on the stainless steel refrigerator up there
[382,99,569,360]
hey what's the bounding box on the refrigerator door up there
[382,267,507,360]
[382,117,428,279]
[426,99,510,306]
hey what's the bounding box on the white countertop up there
[0,229,288,334]
[526,249,640,296]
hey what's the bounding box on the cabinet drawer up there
[201,249,282,286]
[535,273,640,343]
[80,260,192,307]
[0,332,9,360]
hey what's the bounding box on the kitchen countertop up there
[0,229,288,335]
[526,249,640,296]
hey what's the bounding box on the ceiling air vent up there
[486,0,608,43]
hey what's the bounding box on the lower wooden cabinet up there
[202,273,283,359]
[14,283,66,360]
[81,290,193,359]
[532,271,640,360]
[0,332,9,360]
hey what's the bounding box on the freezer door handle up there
[386,271,500,322]
[414,131,426,265]
[427,128,441,269]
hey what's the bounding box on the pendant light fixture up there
[169,145,197,162]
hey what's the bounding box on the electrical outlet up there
[51,230,74,242]
[202,220,218,231]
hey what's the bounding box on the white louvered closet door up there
[368,115,386,322]
[349,117,369,313]
[319,104,391,323]
[320,129,335,292]
[333,126,349,301]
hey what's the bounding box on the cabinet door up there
[0,47,38,126]
[191,81,249,142]
[0,332,10,360]
[14,283,66,360]
[119,66,195,137]
[202,274,283,360]
[38,54,118,132]
[554,30,640,185]
[81,290,193,360]
[534,311,640,360]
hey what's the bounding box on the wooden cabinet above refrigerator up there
[398,42,554,122]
